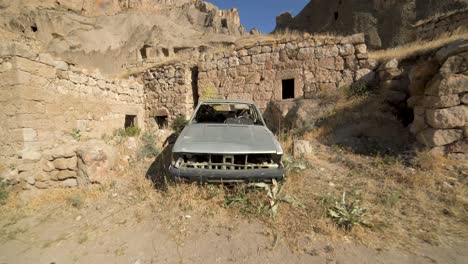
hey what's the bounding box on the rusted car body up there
[169,100,284,182]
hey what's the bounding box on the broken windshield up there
[192,103,264,125]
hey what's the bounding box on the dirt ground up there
[1,138,467,264]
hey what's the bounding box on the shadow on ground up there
[146,134,177,190]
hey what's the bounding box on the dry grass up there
[369,29,468,62]
[1,126,466,251]
[235,29,341,49]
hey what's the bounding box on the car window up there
[192,103,264,126]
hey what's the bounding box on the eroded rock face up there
[76,140,118,185]
[0,0,245,74]
[274,0,468,48]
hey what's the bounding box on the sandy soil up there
[0,200,467,264]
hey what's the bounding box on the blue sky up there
[206,0,309,33]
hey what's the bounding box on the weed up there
[328,192,371,231]
[345,80,372,98]
[0,182,9,205]
[250,179,305,218]
[70,128,81,141]
[114,126,141,138]
[200,84,220,99]
[67,194,84,209]
[137,132,160,160]
[282,155,308,173]
[171,115,188,135]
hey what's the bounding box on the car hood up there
[172,124,283,154]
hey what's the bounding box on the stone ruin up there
[1,31,467,190]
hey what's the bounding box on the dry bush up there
[369,29,468,62]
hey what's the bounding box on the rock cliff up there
[0,0,245,74]
[275,0,468,49]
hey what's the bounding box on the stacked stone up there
[414,9,468,42]
[4,141,117,190]
[377,59,409,105]
[143,63,194,126]
[407,40,468,153]
[198,33,375,109]
[4,146,79,190]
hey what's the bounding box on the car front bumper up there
[169,166,285,183]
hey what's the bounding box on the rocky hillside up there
[275,0,468,49]
[0,0,245,74]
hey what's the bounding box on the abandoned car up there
[170,100,285,182]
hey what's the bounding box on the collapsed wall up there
[376,40,468,154]
[0,41,145,189]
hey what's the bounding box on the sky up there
[205,0,310,33]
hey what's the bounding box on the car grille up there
[176,154,280,170]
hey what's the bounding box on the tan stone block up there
[426,105,467,129]
[53,156,77,170]
[417,128,463,147]
[422,95,461,109]
[425,74,468,95]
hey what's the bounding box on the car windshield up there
[192,103,264,125]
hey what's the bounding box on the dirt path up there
[1,196,467,264]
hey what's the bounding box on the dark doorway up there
[334,12,339,21]
[156,116,168,129]
[125,115,137,128]
[140,45,150,60]
[282,79,295,99]
[221,19,228,28]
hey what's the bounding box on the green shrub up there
[345,80,372,98]
[114,126,141,138]
[0,182,9,205]
[70,129,81,141]
[138,132,160,160]
[328,192,371,231]
[171,115,188,135]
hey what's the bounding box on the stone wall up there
[142,63,196,128]
[413,9,468,41]
[0,42,145,189]
[378,40,468,154]
[197,34,376,110]
[409,41,468,154]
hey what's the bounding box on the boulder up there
[426,105,467,129]
[379,59,398,70]
[293,140,313,158]
[355,69,376,84]
[378,68,402,81]
[417,129,463,147]
[76,140,118,185]
[425,74,468,96]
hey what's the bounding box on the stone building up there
[142,33,375,130]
